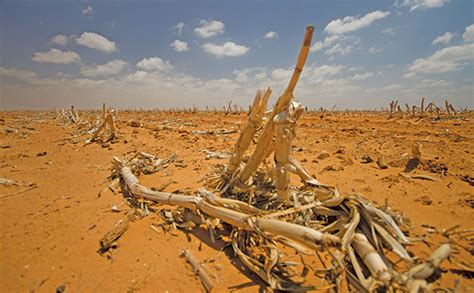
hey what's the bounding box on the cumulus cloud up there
[271,68,293,80]
[403,72,417,79]
[202,42,249,58]
[82,4,94,16]
[382,84,404,91]
[432,32,455,45]
[325,41,358,56]
[324,10,390,35]
[2,61,472,110]
[32,48,80,64]
[172,22,185,34]
[310,35,344,52]
[408,43,474,73]
[76,32,118,53]
[170,40,190,52]
[368,46,382,54]
[395,0,449,12]
[303,64,345,83]
[463,24,474,43]
[0,67,39,84]
[419,79,451,87]
[233,67,266,83]
[51,34,68,46]
[194,20,225,38]
[264,31,278,39]
[350,72,374,80]
[80,60,127,77]
[136,57,173,71]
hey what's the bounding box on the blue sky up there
[1,0,473,109]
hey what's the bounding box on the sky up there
[0,0,473,110]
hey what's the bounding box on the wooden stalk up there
[352,232,392,285]
[420,97,425,117]
[116,162,340,250]
[181,249,214,292]
[87,112,116,144]
[235,26,314,185]
[225,88,271,178]
[289,157,320,186]
[445,100,451,115]
[273,101,305,202]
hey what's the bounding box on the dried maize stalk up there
[289,157,320,186]
[235,26,314,185]
[225,88,271,178]
[115,159,340,249]
[86,111,116,144]
[352,232,392,285]
[273,101,305,202]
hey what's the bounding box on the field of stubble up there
[0,110,472,292]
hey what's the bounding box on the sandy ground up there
[0,110,473,292]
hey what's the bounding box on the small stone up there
[129,120,141,127]
[341,158,353,166]
[317,150,330,160]
[323,165,344,172]
[37,151,47,157]
[377,156,388,169]
[56,285,66,293]
[334,148,345,154]
[416,195,432,205]
[111,204,120,212]
[361,154,373,164]
[101,143,110,148]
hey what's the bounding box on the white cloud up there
[271,68,293,80]
[82,5,94,16]
[382,27,397,35]
[202,42,249,58]
[325,41,357,56]
[170,40,190,52]
[76,32,118,53]
[324,10,390,35]
[350,72,374,80]
[172,22,185,34]
[2,61,472,111]
[432,32,455,45]
[395,0,449,12]
[264,31,278,39]
[136,57,173,71]
[403,72,417,79]
[233,67,266,83]
[51,34,68,46]
[304,64,345,83]
[194,20,225,38]
[0,67,39,84]
[310,35,343,52]
[382,83,404,91]
[80,60,127,77]
[32,48,80,64]
[408,43,474,73]
[368,46,382,54]
[419,79,451,87]
[463,24,474,43]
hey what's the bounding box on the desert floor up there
[0,110,472,292]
